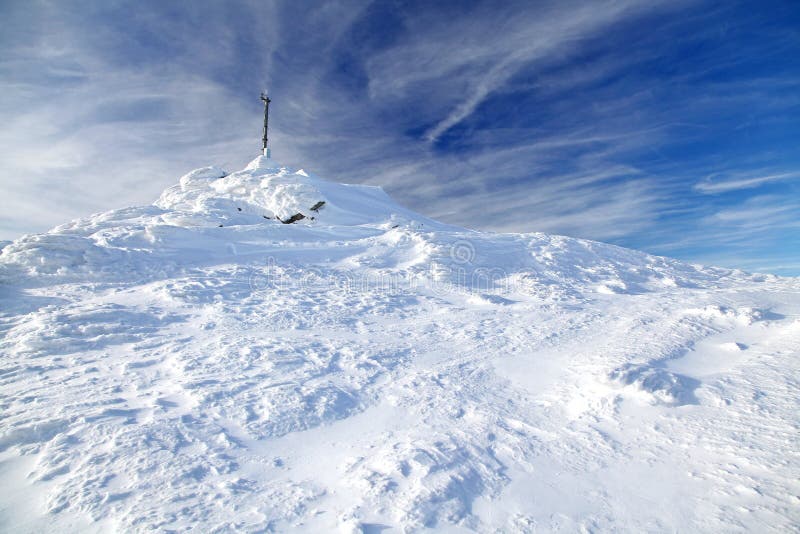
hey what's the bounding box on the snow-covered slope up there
[1,157,798,532]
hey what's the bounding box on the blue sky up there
[1,0,798,275]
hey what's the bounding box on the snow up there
[1,156,799,532]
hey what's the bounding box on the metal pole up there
[261,92,271,156]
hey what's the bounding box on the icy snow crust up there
[1,157,799,532]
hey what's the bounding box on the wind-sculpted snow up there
[1,156,799,532]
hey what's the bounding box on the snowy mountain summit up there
[1,157,799,532]
[155,156,437,228]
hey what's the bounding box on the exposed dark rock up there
[277,213,306,224]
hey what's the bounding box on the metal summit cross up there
[260,91,271,158]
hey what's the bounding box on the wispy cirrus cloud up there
[694,171,800,194]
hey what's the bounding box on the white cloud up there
[694,171,800,193]
[361,0,676,143]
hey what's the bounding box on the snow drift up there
[1,157,798,532]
